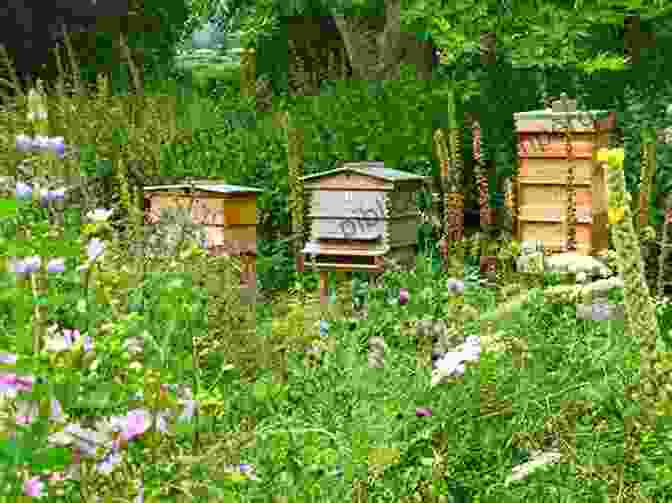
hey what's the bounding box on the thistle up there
[598,147,670,435]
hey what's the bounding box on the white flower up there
[86,209,113,222]
[431,336,481,387]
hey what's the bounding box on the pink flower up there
[62,329,80,347]
[415,407,433,417]
[112,409,168,449]
[399,288,409,306]
[15,415,33,425]
[0,373,34,393]
[23,475,45,497]
[49,472,66,483]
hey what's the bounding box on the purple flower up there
[23,476,45,497]
[47,137,66,158]
[399,288,409,306]
[40,187,67,207]
[87,238,105,263]
[96,450,123,475]
[11,256,42,276]
[23,256,41,274]
[83,335,93,353]
[0,353,17,365]
[15,135,33,152]
[62,329,80,347]
[47,258,66,273]
[15,182,33,201]
[416,407,433,417]
[10,258,30,278]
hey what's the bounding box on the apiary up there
[143,180,262,302]
[299,162,429,304]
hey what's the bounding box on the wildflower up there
[49,472,66,483]
[47,258,66,273]
[0,373,34,394]
[608,207,625,225]
[58,423,111,458]
[447,278,465,296]
[416,407,433,417]
[40,187,67,207]
[431,336,481,387]
[23,476,45,498]
[86,209,113,222]
[62,329,80,347]
[15,135,33,152]
[177,399,197,423]
[47,137,66,158]
[87,238,105,263]
[15,181,33,201]
[319,320,330,338]
[96,449,123,475]
[24,256,41,274]
[223,463,260,481]
[109,409,169,449]
[0,353,17,365]
[399,288,409,305]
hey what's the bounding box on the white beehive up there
[300,162,429,272]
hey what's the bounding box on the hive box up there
[143,180,262,302]
[514,105,616,256]
[300,162,429,273]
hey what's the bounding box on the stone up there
[516,251,545,275]
[576,302,625,321]
[521,240,545,256]
[543,252,613,279]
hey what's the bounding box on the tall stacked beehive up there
[514,104,616,256]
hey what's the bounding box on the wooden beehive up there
[514,105,616,256]
[300,162,429,272]
[143,180,262,299]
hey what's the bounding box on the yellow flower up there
[596,148,610,163]
[608,206,625,225]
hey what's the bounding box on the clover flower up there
[416,407,433,417]
[399,288,409,305]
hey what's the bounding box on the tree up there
[0,0,195,103]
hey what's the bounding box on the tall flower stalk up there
[598,147,671,435]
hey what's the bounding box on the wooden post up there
[319,271,329,306]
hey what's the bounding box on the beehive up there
[514,105,616,256]
[300,162,429,273]
[143,180,262,300]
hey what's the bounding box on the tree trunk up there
[330,0,405,82]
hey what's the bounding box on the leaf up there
[29,446,72,472]
[0,199,18,219]
[0,438,30,466]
